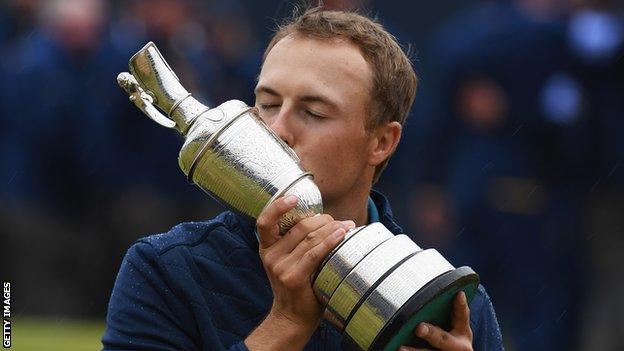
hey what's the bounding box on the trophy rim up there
[262,171,316,217]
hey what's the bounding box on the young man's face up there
[255,35,377,207]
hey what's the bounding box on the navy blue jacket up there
[102,191,504,350]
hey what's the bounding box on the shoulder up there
[120,210,263,289]
[469,285,505,351]
[104,211,262,350]
[104,212,267,350]
[139,211,252,253]
[129,211,258,263]
[113,210,258,293]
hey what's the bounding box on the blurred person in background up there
[0,1,46,201]
[196,0,263,104]
[406,0,600,349]
[1,0,130,316]
[564,1,624,349]
[1,0,214,318]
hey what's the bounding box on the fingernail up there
[459,291,467,303]
[416,323,429,336]
[341,220,356,229]
[284,195,298,206]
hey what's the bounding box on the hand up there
[399,291,473,351]
[245,195,355,351]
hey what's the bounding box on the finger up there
[281,221,344,267]
[452,291,472,337]
[415,322,463,351]
[269,214,336,256]
[297,227,347,274]
[288,220,355,259]
[256,195,298,249]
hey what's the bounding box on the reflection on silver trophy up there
[117,42,480,351]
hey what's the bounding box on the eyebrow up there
[254,85,280,97]
[254,84,340,110]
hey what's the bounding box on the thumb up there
[256,195,298,249]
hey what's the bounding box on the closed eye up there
[305,109,325,119]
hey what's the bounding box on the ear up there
[367,121,402,167]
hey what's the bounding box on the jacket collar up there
[370,189,403,235]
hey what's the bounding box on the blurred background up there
[1,0,622,350]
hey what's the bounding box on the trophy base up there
[341,266,479,351]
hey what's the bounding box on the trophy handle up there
[117,72,177,129]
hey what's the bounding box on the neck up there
[323,186,371,227]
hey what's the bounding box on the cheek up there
[295,138,337,182]
[318,134,367,176]
[293,121,369,184]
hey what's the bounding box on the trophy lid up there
[118,42,212,134]
[129,42,189,116]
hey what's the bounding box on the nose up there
[267,107,295,147]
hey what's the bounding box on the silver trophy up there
[117,42,479,351]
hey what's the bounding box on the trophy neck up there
[169,95,210,135]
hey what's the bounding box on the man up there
[102,8,504,351]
